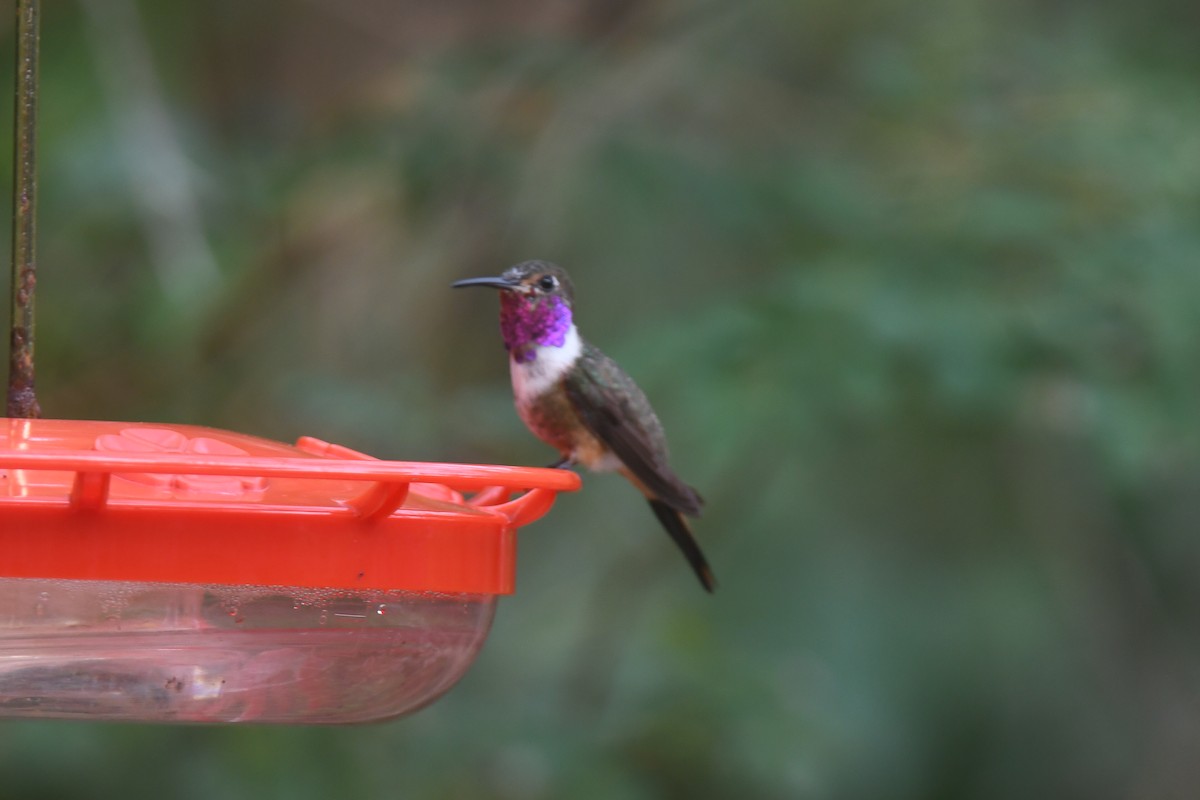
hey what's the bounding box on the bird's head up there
[453,261,576,362]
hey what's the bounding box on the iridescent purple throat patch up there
[499,295,572,363]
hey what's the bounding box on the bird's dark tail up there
[648,499,717,593]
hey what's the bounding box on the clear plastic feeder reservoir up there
[0,419,579,724]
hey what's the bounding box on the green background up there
[3,0,1200,797]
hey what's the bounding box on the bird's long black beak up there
[451,276,519,291]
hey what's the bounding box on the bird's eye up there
[537,275,557,291]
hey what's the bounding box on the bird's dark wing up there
[564,343,704,516]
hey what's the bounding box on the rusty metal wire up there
[8,0,41,418]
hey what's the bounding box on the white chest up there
[510,324,582,404]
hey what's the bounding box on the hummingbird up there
[453,260,715,592]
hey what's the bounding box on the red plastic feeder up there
[0,418,579,723]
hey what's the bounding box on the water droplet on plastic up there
[318,610,329,626]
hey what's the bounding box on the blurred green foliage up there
[2,0,1200,797]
